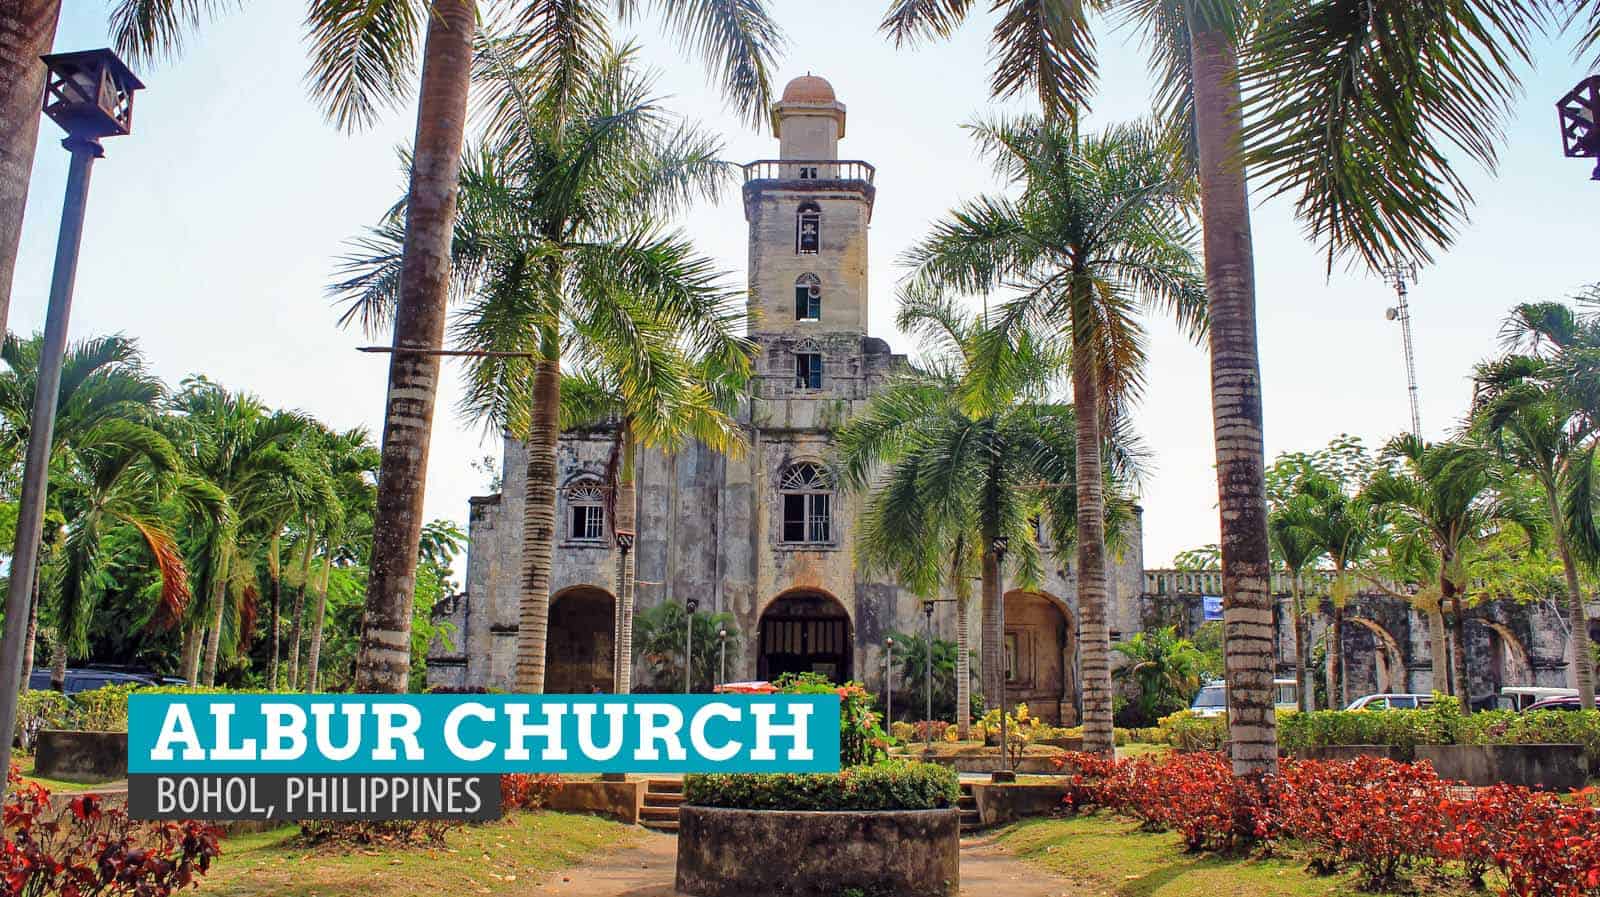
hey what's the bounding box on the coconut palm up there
[836,286,1149,747]
[1473,293,1600,708]
[335,45,752,693]
[895,118,1204,755]
[559,339,748,694]
[881,0,1284,774]
[308,435,382,692]
[1364,435,1542,706]
[1278,471,1383,710]
[1113,626,1206,724]
[43,419,224,689]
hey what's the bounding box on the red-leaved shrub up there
[500,774,563,811]
[2,766,220,897]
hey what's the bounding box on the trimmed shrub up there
[685,761,959,811]
[1277,700,1600,769]
[1158,711,1226,752]
[14,690,74,751]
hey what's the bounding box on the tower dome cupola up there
[772,73,846,158]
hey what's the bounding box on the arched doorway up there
[757,591,852,682]
[545,586,616,693]
[1348,617,1407,694]
[1003,590,1075,725]
[1473,620,1533,689]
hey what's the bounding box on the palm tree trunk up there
[267,532,282,688]
[307,552,333,693]
[1071,323,1114,757]
[955,595,971,739]
[48,638,66,692]
[20,565,40,681]
[1190,22,1277,775]
[0,0,62,333]
[1552,509,1595,708]
[352,0,475,694]
[1292,577,1309,712]
[180,623,202,683]
[201,569,227,686]
[980,547,1002,713]
[1444,571,1472,711]
[613,425,638,695]
[288,536,313,689]
[515,356,561,693]
[1329,603,1344,709]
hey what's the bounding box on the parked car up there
[1499,686,1577,711]
[1345,693,1435,711]
[1524,695,1600,711]
[26,667,158,694]
[1189,679,1299,718]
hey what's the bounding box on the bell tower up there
[743,75,876,399]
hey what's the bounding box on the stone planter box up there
[33,730,127,783]
[543,778,644,824]
[675,806,960,897]
[1415,744,1589,790]
[1291,745,1413,762]
[969,782,1070,827]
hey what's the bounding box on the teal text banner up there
[127,694,841,775]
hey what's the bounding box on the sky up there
[12,2,1599,569]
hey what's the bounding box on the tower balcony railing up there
[743,159,875,184]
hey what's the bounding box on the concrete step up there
[646,779,684,794]
[643,792,685,807]
[639,804,682,831]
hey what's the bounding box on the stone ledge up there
[675,806,959,897]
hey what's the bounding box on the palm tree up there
[1268,500,1322,711]
[837,287,1148,747]
[308,432,381,692]
[1279,472,1382,710]
[44,419,224,689]
[107,0,783,695]
[559,342,748,694]
[1112,626,1205,724]
[1365,435,1542,706]
[0,1,60,333]
[881,0,1282,775]
[1474,294,1600,708]
[0,333,165,680]
[166,379,325,685]
[895,118,1204,755]
[336,45,752,693]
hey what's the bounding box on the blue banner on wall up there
[128,694,841,775]
[1202,595,1224,621]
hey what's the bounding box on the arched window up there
[779,462,832,544]
[565,479,607,542]
[796,201,820,254]
[795,274,821,321]
[794,338,823,391]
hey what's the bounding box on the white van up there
[1499,686,1577,712]
[1189,679,1299,718]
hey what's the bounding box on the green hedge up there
[13,685,266,740]
[1278,699,1600,767]
[684,761,959,811]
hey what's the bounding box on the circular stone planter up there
[675,806,960,897]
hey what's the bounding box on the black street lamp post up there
[685,597,699,694]
[883,636,894,726]
[993,536,1012,781]
[718,628,727,687]
[1558,75,1600,180]
[922,601,934,749]
[0,49,142,801]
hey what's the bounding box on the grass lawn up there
[13,755,113,792]
[196,811,642,897]
[1001,815,1366,897]
[1118,743,1173,759]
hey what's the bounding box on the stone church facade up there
[425,75,1149,723]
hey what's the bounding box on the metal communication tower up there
[1383,262,1422,437]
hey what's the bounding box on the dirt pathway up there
[532,830,1075,897]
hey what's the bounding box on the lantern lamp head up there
[41,49,143,142]
[1557,75,1600,180]
[686,597,700,614]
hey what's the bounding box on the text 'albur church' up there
[426,74,1147,725]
